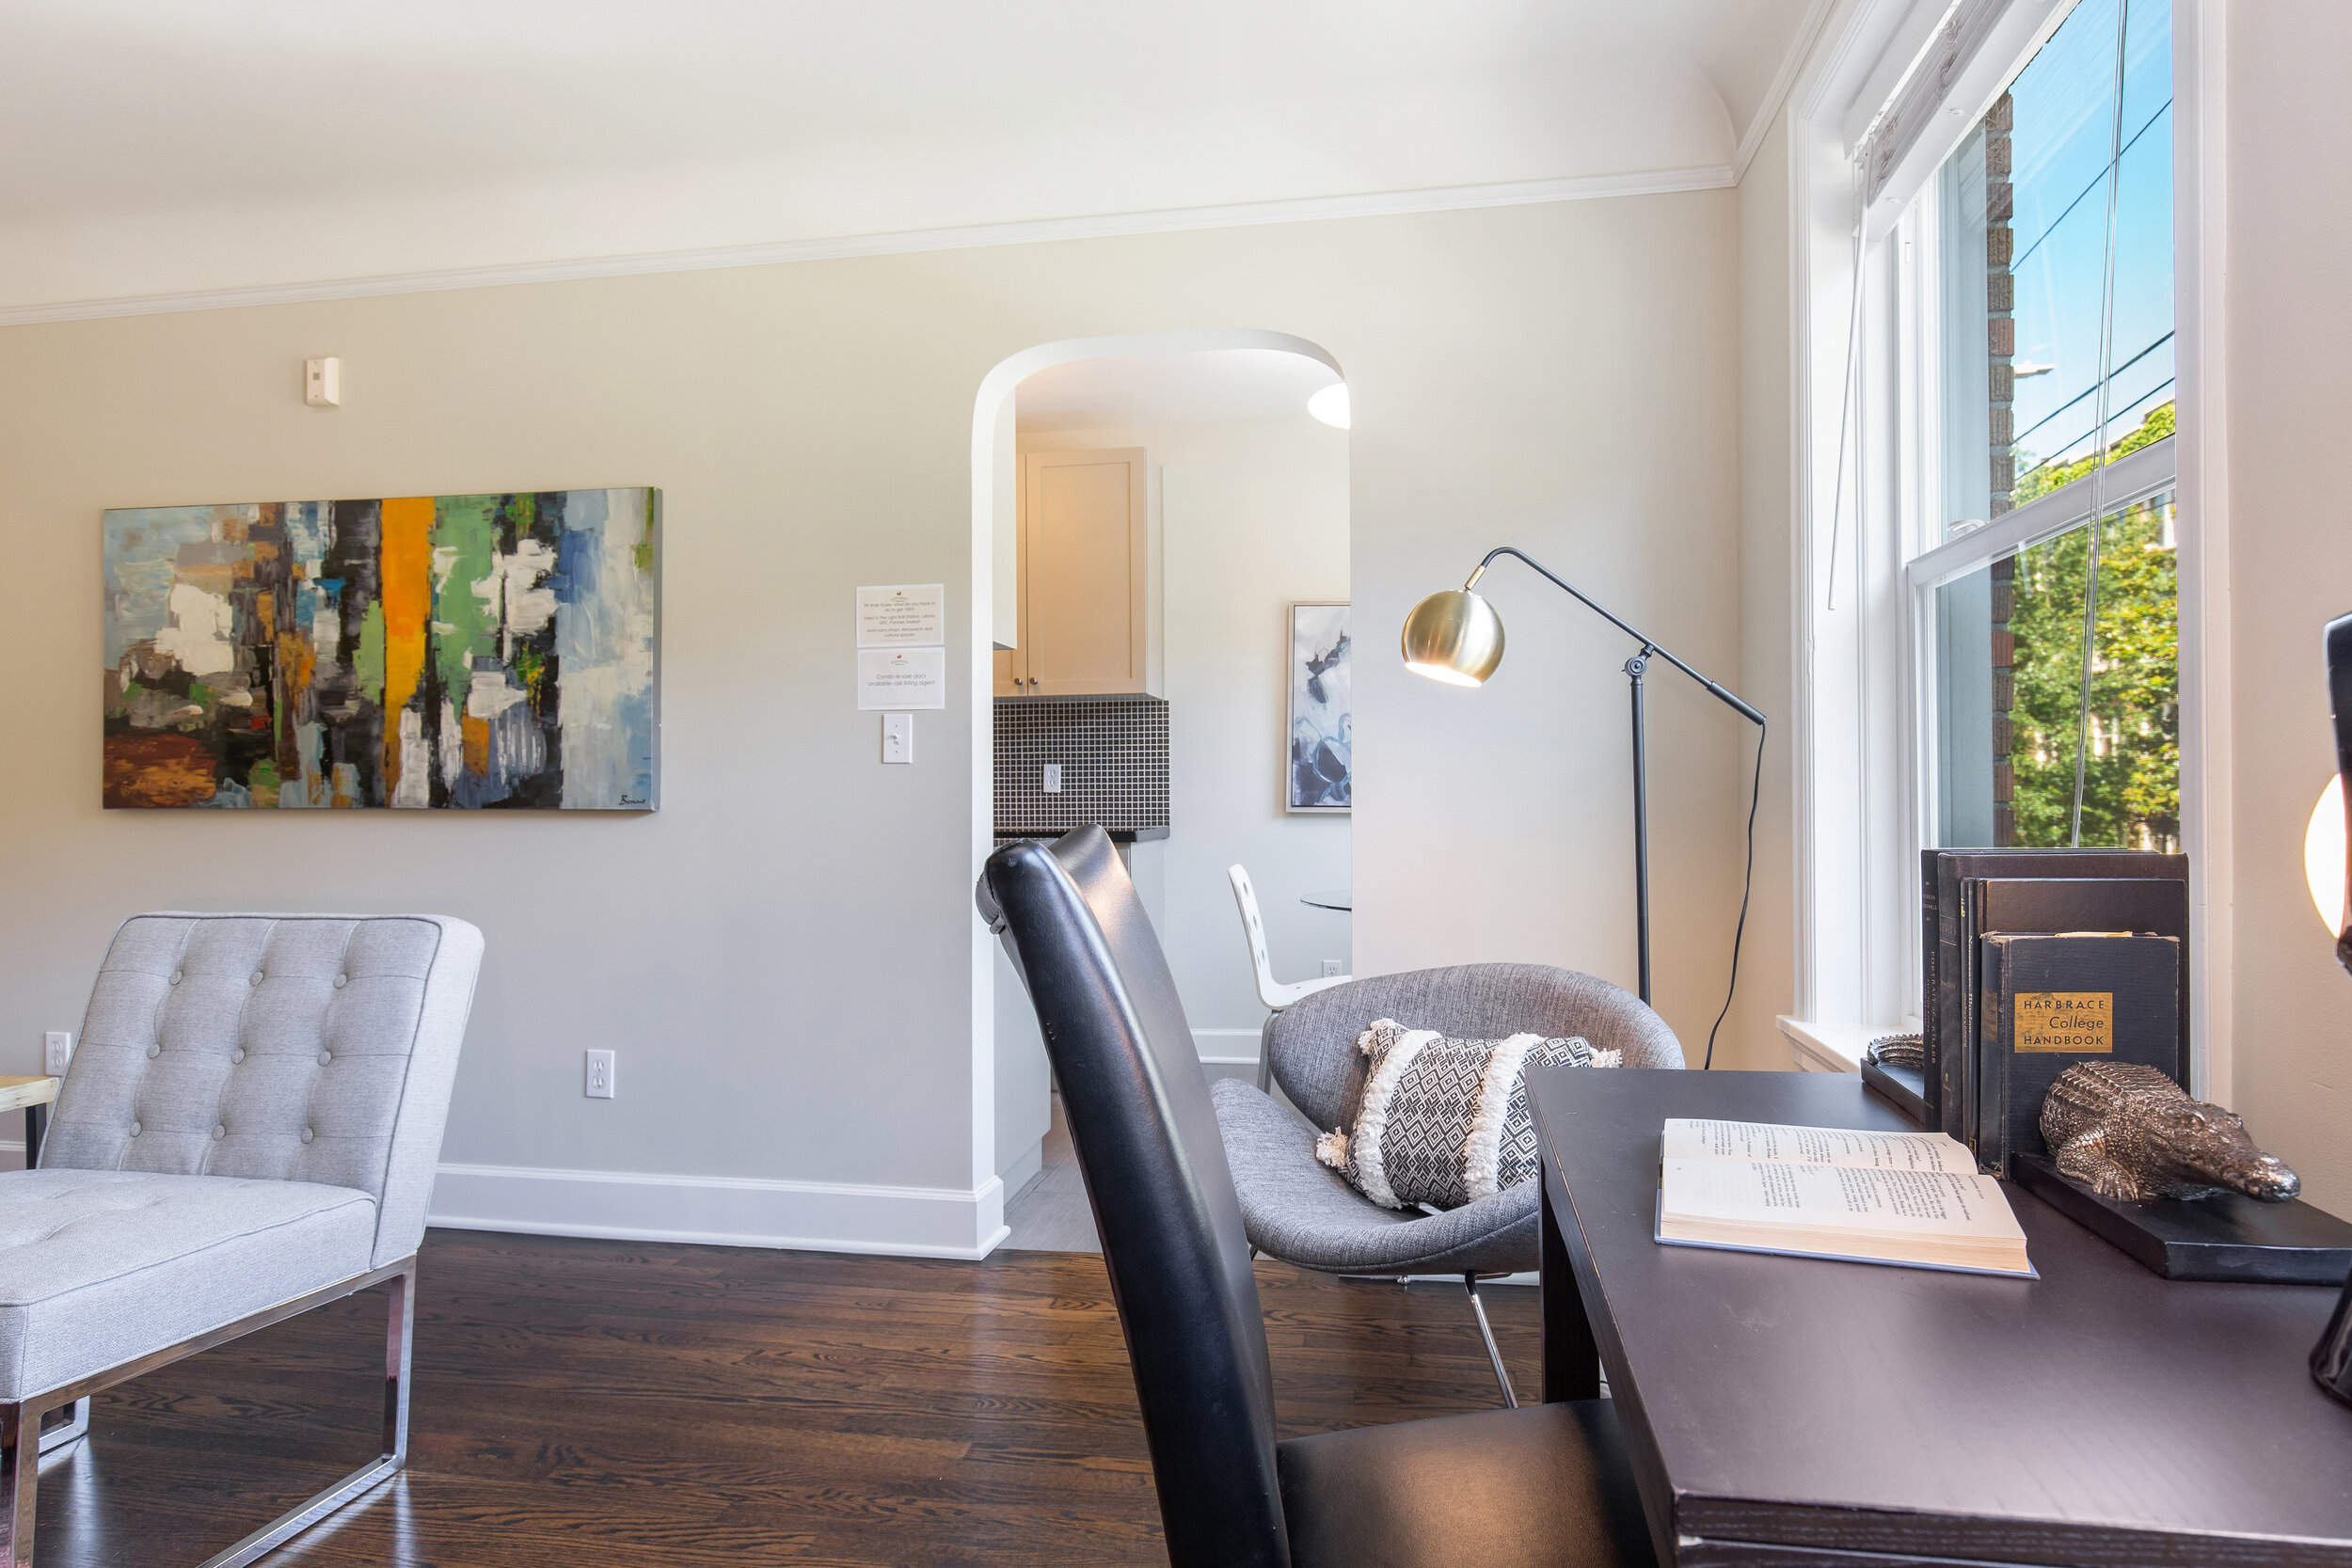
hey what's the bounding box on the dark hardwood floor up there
[31,1228,1537,1566]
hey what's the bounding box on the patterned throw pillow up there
[1313,1020,1620,1211]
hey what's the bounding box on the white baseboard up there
[427,1161,1010,1259]
[1195,1026,1261,1057]
[999,1139,1043,1199]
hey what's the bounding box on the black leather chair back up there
[978,828,1290,1567]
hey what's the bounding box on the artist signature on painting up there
[619,794,648,807]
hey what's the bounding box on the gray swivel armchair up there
[1210,963,1681,1404]
[0,912,482,1567]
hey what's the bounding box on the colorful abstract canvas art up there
[103,488,659,810]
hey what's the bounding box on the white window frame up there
[1782,0,2229,1097]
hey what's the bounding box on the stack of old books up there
[1911,847,2189,1175]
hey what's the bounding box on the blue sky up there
[2004,0,2172,473]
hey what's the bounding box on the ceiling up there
[0,0,1820,315]
[1017,350,1341,433]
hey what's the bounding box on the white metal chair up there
[1226,865,1350,1093]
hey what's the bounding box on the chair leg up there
[36,1399,88,1457]
[381,1259,414,1466]
[0,1400,43,1568]
[1255,1012,1279,1095]
[1463,1274,1518,1409]
[189,1261,416,1568]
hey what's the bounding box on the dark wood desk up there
[1531,1068,2352,1567]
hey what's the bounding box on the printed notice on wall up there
[856,584,945,647]
[856,646,946,710]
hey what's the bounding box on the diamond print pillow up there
[1312,1019,1619,1210]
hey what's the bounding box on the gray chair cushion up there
[0,1170,375,1401]
[1212,1078,1534,1275]
[1271,964,1683,1133]
[46,913,484,1268]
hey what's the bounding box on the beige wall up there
[1732,114,1800,1071]
[0,191,1751,1249]
[2221,0,2352,1212]
[1349,194,1751,1065]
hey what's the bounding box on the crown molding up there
[0,165,1734,328]
[1733,0,1848,182]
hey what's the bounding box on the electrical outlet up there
[584,1050,615,1100]
[42,1033,71,1077]
[1320,959,1345,978]
[1042,762,1062,794]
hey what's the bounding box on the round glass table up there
[1299,888,1353,912]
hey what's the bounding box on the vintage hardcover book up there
[1976,933,2184,1178]
[1655,1118,2033,1277]
[1919,850,1942,1122]
[1925,849,2185,1143]
[1973,875,2188,1065]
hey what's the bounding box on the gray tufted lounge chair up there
[1210,963,1681,1403]
[0,912,483,1567]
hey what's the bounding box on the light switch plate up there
[882,712,914,764]
[42,1033,71,1076]
[584,1050,615,1099]
[1042,762,1062,794]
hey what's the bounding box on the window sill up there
[1772,1018,1894,1076]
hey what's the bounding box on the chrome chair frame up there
[0,1256,416,1568]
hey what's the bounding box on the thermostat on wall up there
[304,356,341,408]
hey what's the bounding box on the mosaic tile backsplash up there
[994,696,1168,838]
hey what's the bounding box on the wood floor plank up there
[25,1228,1537,1566]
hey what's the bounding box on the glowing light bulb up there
[2307,774,2346,933]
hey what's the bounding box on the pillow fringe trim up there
[1345,1021,1434,1211]
[1463,1033,1542,1201]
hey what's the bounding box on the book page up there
[1663,1118,1976,1174]
[1661,1159,2024,1239]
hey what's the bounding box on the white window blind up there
[1857,0,2023,207]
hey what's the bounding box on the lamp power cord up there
[1703,718,1766,1070]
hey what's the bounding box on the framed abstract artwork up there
[1286,601,1351,813]
[103,488,659,810]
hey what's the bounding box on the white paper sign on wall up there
[855,583,945,647]
[856,646,946,710]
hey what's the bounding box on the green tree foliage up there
[2007,402,2178,848]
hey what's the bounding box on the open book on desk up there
[1656,1119,2035,1277]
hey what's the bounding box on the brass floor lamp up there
[1401,546,1766,1066]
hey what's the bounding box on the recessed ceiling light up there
[1307,384,1351,429]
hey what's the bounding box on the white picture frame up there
[1286,602,1351,814]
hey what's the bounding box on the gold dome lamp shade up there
[1400,566,1505,688]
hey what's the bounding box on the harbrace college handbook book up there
[1655,1119,2035,1278]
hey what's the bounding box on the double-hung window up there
[1911,0,2176,855]
[1789,0,2183,1060]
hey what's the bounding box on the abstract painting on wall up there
[1287,601,1350,813]
[103,488,659,811]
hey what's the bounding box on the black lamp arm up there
[1470,546,1767,727]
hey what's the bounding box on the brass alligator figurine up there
[2040,1060,2300,1203]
